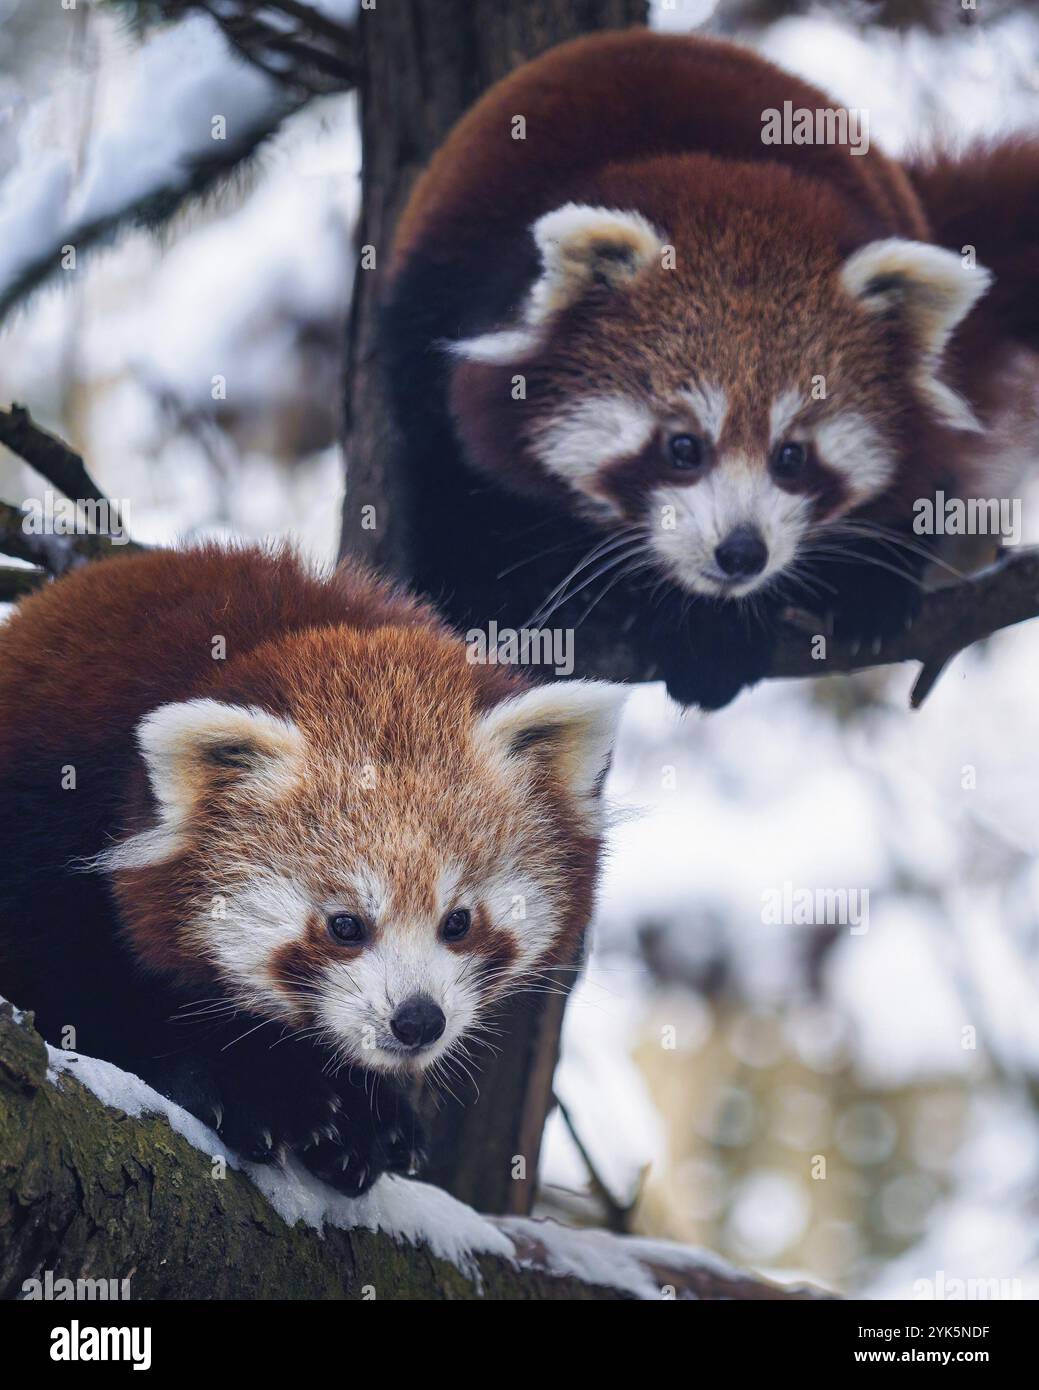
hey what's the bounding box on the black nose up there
[715,526,768,579]
[390,995,446,1049]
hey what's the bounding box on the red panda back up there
[391,28,926,281]
[0,546,441,879]
[0,547,425,754]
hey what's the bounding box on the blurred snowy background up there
[1,0,1038,1298]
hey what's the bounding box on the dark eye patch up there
[596,431,711,519]
[772,442,850,520]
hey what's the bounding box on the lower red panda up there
[381,29,1039,708]
[0,545,625,1193]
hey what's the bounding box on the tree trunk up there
[0,1004,827,1301]
[338,0,649,1215]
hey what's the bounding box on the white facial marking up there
[769,388,805,446]
[316,917,479,1075]
[652,453,810,597]
[336,863,391,925]
[529,394,656,499]
[482,863,555,972]
[206,871,312,1019]
[679,381,730,443]
[814,412,895,503]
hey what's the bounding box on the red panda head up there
[103,626,626,1078]
[447,157,992,600]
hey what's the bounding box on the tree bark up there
[338,0,649,1216]
[0,1003,826,1301]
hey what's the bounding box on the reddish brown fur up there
[387,30,1039,536]
[0,546,604,1073]
[391,29,925,274]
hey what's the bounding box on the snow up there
[4,1004,740,1299]
[2,0,1039,1301]
[0,12,293,310]
[758,11,1039,154]
[498,1215,748,1298]
[45,1042,239,1164]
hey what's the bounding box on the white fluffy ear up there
[528,203,665,324]
[477,681,628,824]
[138,699,303,825]
[101,700,304,873]
[448,204,665,366]
[840,239,992,432]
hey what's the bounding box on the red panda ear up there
[447,204,666,366]
[528,203,666,323]
[476,681,628,826]
[840,239,992,432]
[136,699,304,827]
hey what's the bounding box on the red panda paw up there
[148,1039,347,1167]
[813,549,925,652]
[643,592,778,711]
[295,1078,426,1198]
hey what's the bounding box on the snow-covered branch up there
[159,1,360,95]
[0,1002,824,1301]
[0,13,299,322]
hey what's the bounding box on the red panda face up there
[448,162,991,601]
[105,628,625,1079]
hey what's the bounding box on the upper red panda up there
[381,29,1039,708]
[0,545,625,1193]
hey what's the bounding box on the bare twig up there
[162,1,359,94]
[0,406,144,579]
[0,565,46,602]
[770,548,1039,706]
[555,1093,642,1234]
[0,405,114,518]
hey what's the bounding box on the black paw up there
[146,1036,342,1166]
[805,536,927,652]
[644,591,778,710]
[296,1077,426,1198]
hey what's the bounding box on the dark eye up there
[328,913,366,945]
[772,440,808,482]
[668,433,704,470]
[441,908,471,942]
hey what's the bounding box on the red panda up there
[0,545,625,1193]
[381,29,1039,709]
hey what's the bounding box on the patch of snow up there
[45,1044,238,1163]
[500,1215,753,1299]
[0,12,292,309]
[650,0,719,32]
[27,1009,748,1298]
[757,11,1039,154]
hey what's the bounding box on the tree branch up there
[770,548,1039,706]
[0,565,46,601]
[0,1003,826,1301]
[161,1,359,94]
[0,406,113,519]
[0,406,144,577]
[0,16,298,323]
